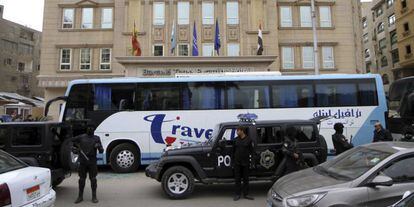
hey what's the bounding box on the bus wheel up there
[161,166,195,199]
[109,143,140,173]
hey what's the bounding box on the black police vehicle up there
[0,121,77,186]
[145,117,328,199]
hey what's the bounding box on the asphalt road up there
[54,168,273,207]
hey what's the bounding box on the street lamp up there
[311,0,320,75]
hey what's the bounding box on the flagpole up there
[311,0,319,75]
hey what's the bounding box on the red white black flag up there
[257,24,263,55]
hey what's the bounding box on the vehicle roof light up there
[237,113,258,124]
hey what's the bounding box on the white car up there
[0,150,55,207]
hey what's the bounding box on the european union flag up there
[192,21,199,56]
[214,19,221,56]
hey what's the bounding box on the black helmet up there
[334,123,344,131]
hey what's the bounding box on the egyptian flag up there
[257,24,263,55]
[214,19,221,56]
[132,21,142,56]
[192,21,199,56]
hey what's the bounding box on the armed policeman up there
[332,123,353,155]
[72,124,104,204]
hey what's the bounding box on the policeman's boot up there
[91,178,99,203]
[74,179,85,204]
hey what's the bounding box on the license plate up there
[26,185,40,201]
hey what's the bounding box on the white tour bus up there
[60,74,387,173]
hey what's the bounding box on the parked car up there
[0,150,55,207]
[146,118,328,199]
[391,191,414,207]
[267,142,414,207]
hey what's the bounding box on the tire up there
[161,166,195,199]
[52,176,65,187]
[60,138,79,171]
[109,143,140,173]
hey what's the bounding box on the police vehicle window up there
[11,127,42,146]
[358,81,378,106]
[221,128,237,141]
[290,125,315,142]
[256,126,282,144]
[65,84,93,121]
[93,84,136,111]
[226,81,270,109]
[316,82,358,107]
[272,83,314,108]
[182,82,225,110]
[136,83,181,110]
[0,127,10,147]
[381,156,414,183]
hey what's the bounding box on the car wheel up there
[109,143,140,173]
[60,138,79,171]
[161,166,195,199]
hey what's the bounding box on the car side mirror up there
[367,175,393,187]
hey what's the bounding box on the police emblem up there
[260,150,275,169]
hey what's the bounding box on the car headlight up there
[270,189,282,201]
[286,192,327,207]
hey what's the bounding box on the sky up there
[0,0,44,31]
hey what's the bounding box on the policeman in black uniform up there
[233,126,255,201]
[332,123,353,155]
[281,126,302,174]
[73,124,104,204]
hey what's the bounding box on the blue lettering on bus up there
[144,114,214,144]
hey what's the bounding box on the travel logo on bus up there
[144,114,214,144]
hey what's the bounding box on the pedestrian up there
[281,126,303,174]
[72,124,104,204]
[372,122,393,142]
[332,123,353,155]
[232,126,255,201]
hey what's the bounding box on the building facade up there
[0,5,43,97]
[39,0,363,119]
[395,0,414,78]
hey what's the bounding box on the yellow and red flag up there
[132,21,142,56]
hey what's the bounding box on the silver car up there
[267,142,414,207]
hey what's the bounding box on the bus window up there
[65,84,93,121]
[316,83,358,107]
[359,82,378,106]
[137,83,181,110]
[227,81,270,109]
[93,84,136,111]
[183,82,225,110]
[272,84,314,108]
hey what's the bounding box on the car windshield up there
[316,146,392,181]
[0,151,27,174]
[207,124,221,145]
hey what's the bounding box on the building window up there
[62,8,74,29]
[202,2,214,25]
[407,45,412,55]
[365,49,370,58]
[404,22,410,32]
[177,2,190,25]
[391,31,398,45]
[302,46,314,69]
[402,0,407,9]
[100,48,111,70]
[280,6,292,27]
[18,62,25,71]
[388,14,395,26]
[80,48,92,70]
[281,47,294,69]
[101,8,113,29]
[319,6,332,27]
[226,2,239,25]
[322,46,335,69]
[377,22,385,33]
[153,2,165,25]
[387,0,394,8]
[300,6,312,27]
[153,45,164,56]
[60,48,71,70]
[362,17,367,29]
[376,7,383,17]
[178,44,189,56]
[379,38,387,49]
[18,44,33,55]
[391,50,399,63]
[4,58,12,65]
[81,8,94,29]
[227,43,240,56]
[363,33,369,43]
[202,43,214,56]
[381,56,388,67]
